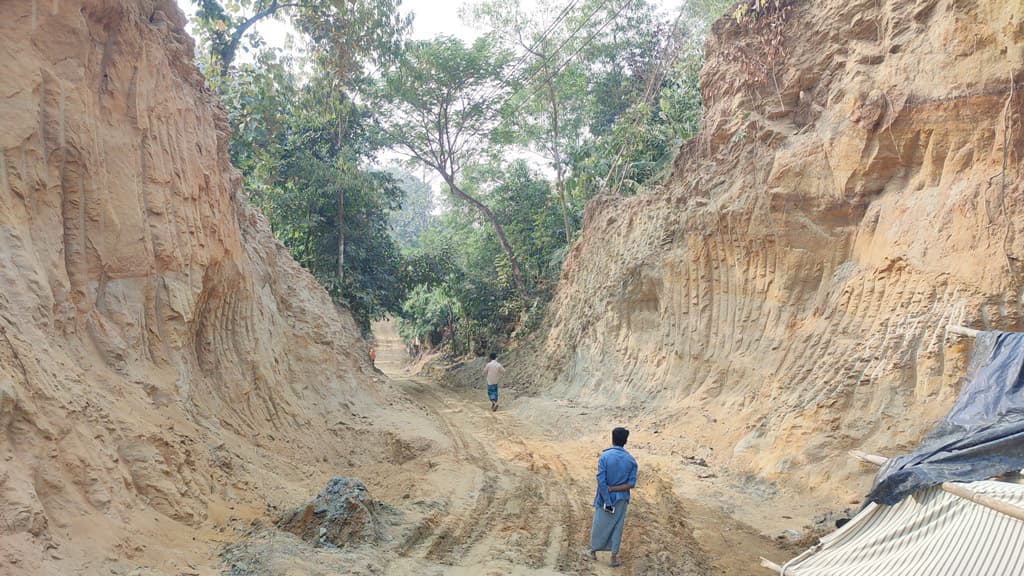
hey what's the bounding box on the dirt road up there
[218,324,793,574]
[363,324,788,575]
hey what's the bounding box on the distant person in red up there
[484,353,505,411]
[368,348,376,366]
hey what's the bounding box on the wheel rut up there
[373,325,768,575]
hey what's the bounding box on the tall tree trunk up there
[547,81,572,243]
[337,187,344,288]
[334,115,345,290]
[442,175,528,299]
[527,46,572,243]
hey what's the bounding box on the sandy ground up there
[210,322,809,575]
[366,324,798,575]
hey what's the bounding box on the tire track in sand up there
[392,380,586,571]
[374,324,754,575]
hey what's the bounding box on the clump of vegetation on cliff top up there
[189,0,410,331]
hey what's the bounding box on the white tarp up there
[781,480,1024,575]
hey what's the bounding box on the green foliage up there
[465,0,715,202]
[394,161,567,354]
[578,47,706,195]
[659,55,706,141]
[207,44,405,332]
[375,35,533,299]
[562,2,705,196]
[403,209,515,355]
[375,35,510,176]
[189,0,726,353]
[389,0,726,355]
[484,162,568,289]
[397,285,458,346]
[190,0,412,333]
[387,171,435,251]
[295,0,409,80]
[190,0,408,76]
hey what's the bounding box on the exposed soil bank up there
[531,0,1024,510]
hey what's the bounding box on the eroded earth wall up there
[537,0,1024,496]
[0,1,377,572]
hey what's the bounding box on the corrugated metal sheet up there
[782,481,1024,575]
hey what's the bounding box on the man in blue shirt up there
[583,427,638,567]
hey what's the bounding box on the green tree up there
[464,0,589,243]
[192,0,729,351]
[462,161,566,287]
[538,0,727,197]
[192,0,411,331]
[217,52,405,330]
[395,160,565,354]
[191,0,407,74]
[387,170,435,251]
[397,285,460,348]
[387,0,719,354]
[376,36,530,299]
[465,0,682,216]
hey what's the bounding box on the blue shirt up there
[593,446,638,507]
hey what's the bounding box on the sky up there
[403,0,490,40]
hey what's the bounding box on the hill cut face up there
[0,0,377,571]
[537,0,1024,495]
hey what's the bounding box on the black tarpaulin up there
[867,331,1024,505]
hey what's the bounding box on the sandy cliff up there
[0,1,382,573]
[536,0,1024,500]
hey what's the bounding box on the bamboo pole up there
[940,482,1024,523]
[849,451,1024,523]
[760,557,783,574]
[849,450,889,466]
[947,324,981,337]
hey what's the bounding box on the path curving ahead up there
[370,322,784,575]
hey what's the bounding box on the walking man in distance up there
[484,353,505,411]
[584,427,637,567]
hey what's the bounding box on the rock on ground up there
[277,477,391,549]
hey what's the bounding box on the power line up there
[473,0,583,109]
[469,0,621,136]
[506,0,582,82]
[603,1,687,195]
[442,0,641,173]
[459,0,616,142]
[491,0,617,108]
[495,0,638,124]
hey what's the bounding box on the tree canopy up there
[188,0,733,349]
[376,36,531,298]
[192,0,408,75]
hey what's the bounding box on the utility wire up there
[461,0,616,141]
[495,0,637,125]
[472,0,586,110]
[454,0,640,175]
[493,0,582,94]
[491,0,618,110]
[604,2,688,195]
